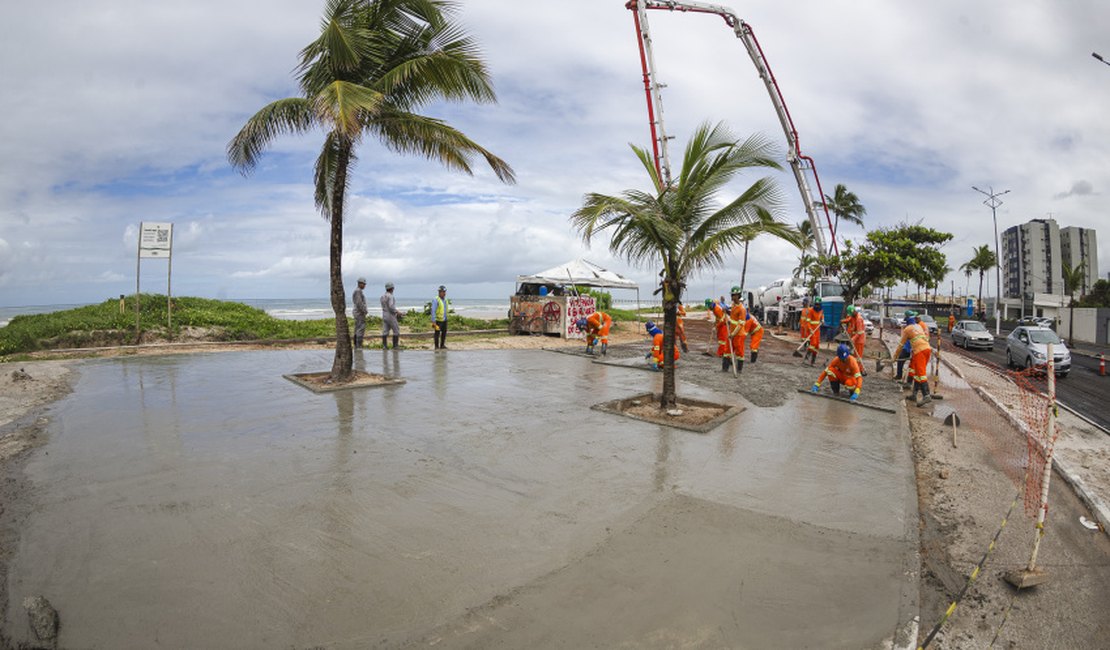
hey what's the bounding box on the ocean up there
[0,297,512,328]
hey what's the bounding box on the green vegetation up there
[572,121,787,408]
[0,296,510,357]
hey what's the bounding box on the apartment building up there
[1001,218,1063,299]
[1060,225,1099,297]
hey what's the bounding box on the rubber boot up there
[895,360,905,381]
[736,359,744,374]
[601,343,608,357]
[681,341,689,353]
[721,357,732,372]
[908,382,918,402]
[809,352,817,366]
[381,335,389,349]
[750,351,758,364]
[392,335,400,349]
[918,383,932,407]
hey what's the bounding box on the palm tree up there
[572,122,785,408]
[960,263,973,303]
[822,183,866,245]
[793,219,816,282]
[738,212,798,296]
[966,245,996,318]
[1061,261,1085,344]
[228,0,514,381]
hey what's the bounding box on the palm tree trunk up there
[977,271,985,318]
[660,273,679,409]
[739,241,750,296]
[329,140,355,381]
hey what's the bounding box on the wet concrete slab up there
[3,349,917,648]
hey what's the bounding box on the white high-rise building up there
[1059,226,1099,297]
[1001,218,1062,299]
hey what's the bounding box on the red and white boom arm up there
[626,0,839,257]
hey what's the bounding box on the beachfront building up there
[1000,218,1099,321]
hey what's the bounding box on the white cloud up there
[1,0,1109,306]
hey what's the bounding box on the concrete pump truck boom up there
[626,0,845,334]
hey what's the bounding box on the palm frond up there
[369,110,515,182]
[227,98,316,173]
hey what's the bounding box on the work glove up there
[811,384,819,393]
[850,391,859,401]
[433,322,439,331]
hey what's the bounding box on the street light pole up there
[972,185,1010,336]
[1094,52,1110,67]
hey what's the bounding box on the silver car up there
[1005,326,1071,376]
[952,320,993,350]
[916,313,938,335]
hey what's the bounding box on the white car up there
[1005,326,1071,376]
[951,320,993,350]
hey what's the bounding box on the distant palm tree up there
[228,0,514,381]
[793,219,816,281]
[1061,261,1085,344]
[822,183,866,245]
[572,122,785,407]
[738,212,799,296]
[965,245,997,317]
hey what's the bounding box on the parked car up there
[1016,316,1054,329]
[864,319,874,334]
[1005,326,1071,376]
[861,309,881,323]
[951,320,994,350]
[916,313,938,335]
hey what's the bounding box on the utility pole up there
[1094,52,1110,67]
[972,186,1010,336]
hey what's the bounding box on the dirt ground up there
[2,319,1109,648]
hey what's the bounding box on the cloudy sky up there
[2,0,1109,307]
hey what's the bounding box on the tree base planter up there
[592,392,743,433]
[284,370,405,393]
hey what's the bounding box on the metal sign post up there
[136,222,174,331]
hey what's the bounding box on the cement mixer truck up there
[757,277,845,337]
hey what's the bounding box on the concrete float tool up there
[795,388,896,414]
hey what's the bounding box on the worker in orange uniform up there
[728,286,748,373]
[841,305,868,375]
[947,311,956,333]
[897,309,933,406]
[575,310,612,356]
[743,311,764,363]
[811,343,863,400]
[705,298,732,372]
[645,321,680,370]
[675,303,689,353]
[799,296,823,365]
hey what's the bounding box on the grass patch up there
[0,295,510,357]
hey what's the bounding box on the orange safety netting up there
[1010,367,1060,517]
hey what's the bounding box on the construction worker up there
[811,343,863,400]
[841,305,868,375]
[947,311,956,333]
[742,311,764,363]
[575,310,612,355]
[897,309,934,406]
[799,296,823,365]
[728,286,748,373]
[676,303,689,353]
[645,321,680,369]
[705,298,732,372]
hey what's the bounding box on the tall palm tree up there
[572,122,785,408]
[822,183,866,245]
[793,219,816,282]
[1061,261,1085,344]
[228,0,514,381]
[738,212,799,296]
[966,245,996,318]
[960,263,973,303]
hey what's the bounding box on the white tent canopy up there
[516,258,638,290]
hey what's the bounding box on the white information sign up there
[139,222,173,258]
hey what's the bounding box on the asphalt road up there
[940,328,1110,432]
